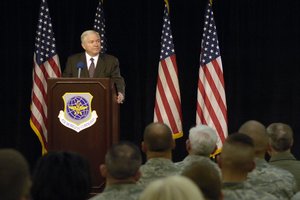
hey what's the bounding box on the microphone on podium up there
[76,61,85,78]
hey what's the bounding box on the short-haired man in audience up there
[0,148,31,200]
[175,124,221,176]
[267,122,300,191]
[138,122,179,187]
[219,133,278,200]
[239,120,297,199]
[90,141,143,200]
[182,159,223,200]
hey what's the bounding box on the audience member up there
[139,175,205,200]
[138,122,179,187]
[292,191,300,200]
[239,120,297,199]
[182,160,223,200]
[90,141,143,200]
[175,124,221,175]
[0,148,31,200]
[31,151,91,200]
[267,122,300,191]
[219,133,278,200]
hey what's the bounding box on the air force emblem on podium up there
[58,93,98,132]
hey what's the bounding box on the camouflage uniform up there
[291,191,300,200]
[138,158,179,188]
[269,152,300,191]
[89,183,143,200]
[223,181,278,200]
[175,154,221,176]
[247,158,297,200]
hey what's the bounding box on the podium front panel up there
[47,78,119,193]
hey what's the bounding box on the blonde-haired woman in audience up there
[139,175,204,200]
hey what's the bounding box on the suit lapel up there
[80,53,89,78]
[94,54,105,77]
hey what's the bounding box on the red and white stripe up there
[30,54,61,154]
[154,55,183,138]
[196,56,227,148]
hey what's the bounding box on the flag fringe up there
[30,119,47,155]
[173,131,183,139]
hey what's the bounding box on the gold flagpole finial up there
[164,0,170,13]
[210,0,213,5]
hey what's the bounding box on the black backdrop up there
[2,0,300,170]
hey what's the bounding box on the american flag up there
[196,1,227,148]
[30,0,61,154]
[154,1,183,139]
[94,0,107,53]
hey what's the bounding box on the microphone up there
[76,61,85,78]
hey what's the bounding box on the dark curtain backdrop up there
[2,0,300,170]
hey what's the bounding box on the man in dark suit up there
[63,30,125,103]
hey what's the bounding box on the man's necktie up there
[89,58,95,77]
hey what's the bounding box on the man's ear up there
[133,170,142,182]
[290,139,294,148]
[266,142,274,156]
[100,164,107,178]
[246,161,256,173]
[171,138,176,150]
[141,141,147,153]
[217,155,222,169]
[186,139,191,152]
[81,43,86,50]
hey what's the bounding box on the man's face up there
[81,33,101,56]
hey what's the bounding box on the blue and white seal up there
[58,92,98,132]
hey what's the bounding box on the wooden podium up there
[47,78,119,193]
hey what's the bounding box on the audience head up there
[238,120,268,156]
[266,122,294,152]
[0,148,31,200]
[101,141,142,183]
[139,175,204,200]
[80,30,101,56]
[219,133,255,174]
[142,122,174,153]
[187,124,218,156]
[182,161,222,200]
[31,151,91,200]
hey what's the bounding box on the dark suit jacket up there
[63,52,125,95]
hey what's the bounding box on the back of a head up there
[238,120,268,154]
[139,175,204,200]
[267,123,293,152]
[188,124,218,156]
[105,141,142,179]
[143,122,174,152]
[220,133,255,172]
[31,151,91,200]
[0,148,31,200]
[182,161,222,200]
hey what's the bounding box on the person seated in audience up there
[90,141,143,200]
[138,122,179,187]
[175,124,221,176]
[218,133,278,200]
[182,160,223,200]
[292,191,300,200]
[239,120,297,199]
[267,122,300,191]
[31,151,91,200]
[139,175,205,200]
[0,148,31,200]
